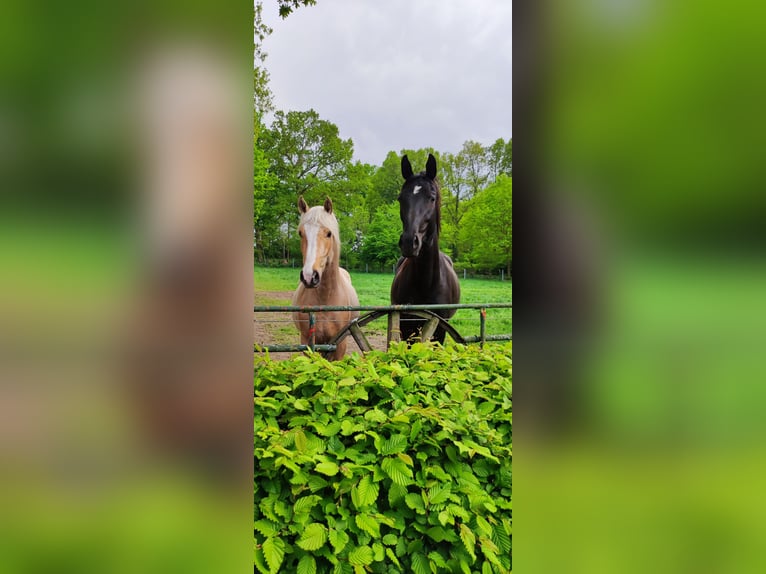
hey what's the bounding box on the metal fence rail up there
[254,302,512,354]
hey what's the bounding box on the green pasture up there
[254,265,513,341]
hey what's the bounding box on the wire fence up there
[254,258,511,281]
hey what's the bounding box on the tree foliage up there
[360,203,402,268]
[257,109,354,260]
[251,88,512,271]
[460,176,512,275]
[276,0,317,18]
[254,2,274,118]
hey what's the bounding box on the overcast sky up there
[260,0,512,166]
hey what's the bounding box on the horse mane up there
[300,205,342,259]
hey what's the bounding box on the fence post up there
[500,269,504,282]
[480,308,487,348]
[387,311,401,345]
[463,269,467,280]
[308,312,316,350]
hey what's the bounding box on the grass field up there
[254,265,513,341]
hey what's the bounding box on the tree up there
[365,152,403,223]
[254,118,278,262]
[254,2,274,118]
[487,137,512,181]
[276,0,317,18]
[257,109,354,260]
[460,175,512,275]
[316,160,375,268]
[360,202,402,268]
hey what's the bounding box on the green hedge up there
[254,342,512,574]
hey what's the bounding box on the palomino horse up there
[391,154,460,343]
[292,196,359,360]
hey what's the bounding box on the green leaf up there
[459,524,477,561]
[351,475,379,509]
[492,522,512,555]
[355,514,381,538]
[427,483,452,505]
[297,523,327,551]
[378,434,408,455]
[388,483,408,506]
[411,552,430,574]
[262,537,285,574]
[307,475,328,492]
[254,519,279,537]
[381,456,413,486]
[329,528,350,554]
[475,515,493,538]
[297,554,317,574]
[428,551,448,569]
[294,495,321,514]
[372,542,385,561]
[295,429,308,452]
[365,409,388,423]
[404,493,426,514]
[348,545,374,566]
[425,526,449,542]
[315,461,339,476]
[385,547,401,568]
[254,547,269,574]
[333,562,353,574]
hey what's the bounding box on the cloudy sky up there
[260,0,512,166]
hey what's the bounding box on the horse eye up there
[326,230,332,238]
[430,196,437,202]
[298,230,303,237]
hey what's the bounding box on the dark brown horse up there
[390,153,460,343]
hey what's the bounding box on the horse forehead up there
[301,207,337,229]
[403,178,433,196]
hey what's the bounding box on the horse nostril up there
[312,271,319,285]
[413,235,419,248]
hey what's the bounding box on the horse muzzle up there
[300,269,320,288]
[399,232,422,258]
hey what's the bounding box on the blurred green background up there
[520,1,766,573]
[0,0,252,572]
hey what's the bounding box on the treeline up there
[254,109,511,275]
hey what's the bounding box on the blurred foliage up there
[547,0,766,244]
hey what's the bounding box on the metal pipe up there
[462,334,512,343]
[256,344,337,353]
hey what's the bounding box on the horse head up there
[297,196,340,288]
[398,153,440,258]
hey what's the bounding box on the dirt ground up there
[254,290,387,361]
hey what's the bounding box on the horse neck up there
[412,230,442,288]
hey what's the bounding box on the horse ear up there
[324,196,333,214]
[426,153,437,180]
[298,196,308,214]
[401,155,413,180]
